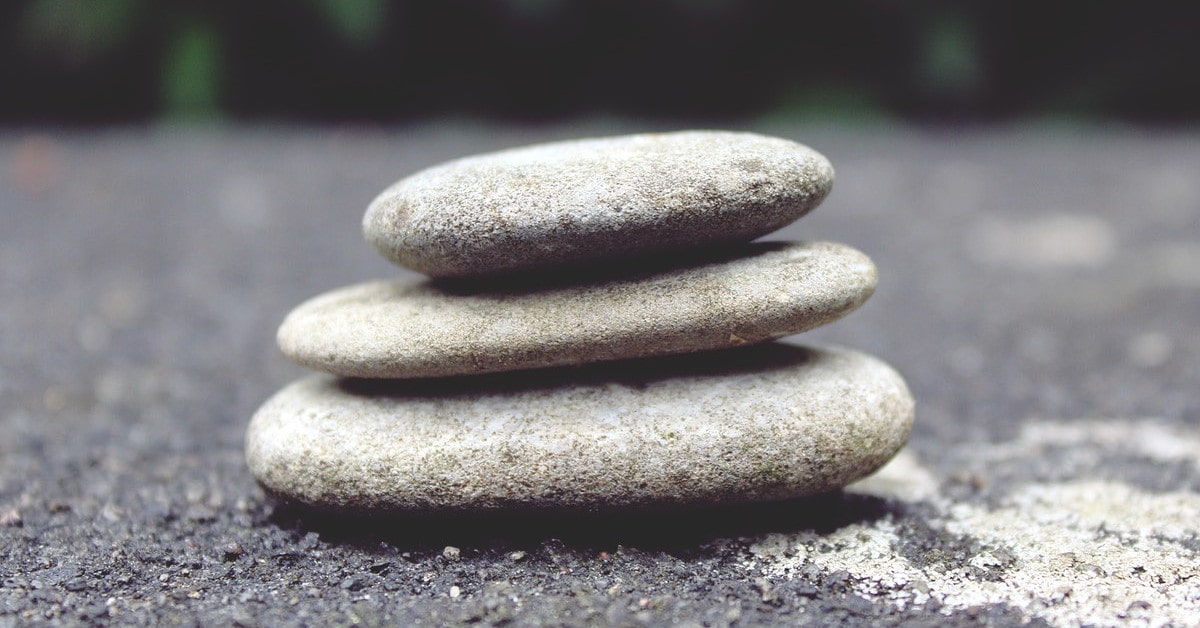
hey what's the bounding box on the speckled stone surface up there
[278,241,876,378]
[363,131,834,277]
[247,344,914,512]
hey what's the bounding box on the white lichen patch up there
[750,418,1200,627]
[935,482,1200,626]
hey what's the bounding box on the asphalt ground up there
[2,123,1198,626]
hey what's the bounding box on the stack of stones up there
[247,131,914,512]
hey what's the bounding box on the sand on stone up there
[278,241,877,378]
[246,344,915,512]
[364,130,835,277]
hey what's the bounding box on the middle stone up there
[278,241,876,378]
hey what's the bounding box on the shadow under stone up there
[266,491,899,552]
[335,341,821,400]
[429,241,796,295]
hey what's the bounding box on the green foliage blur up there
[5,0,1199,124]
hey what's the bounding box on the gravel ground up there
[2,123,1198,626]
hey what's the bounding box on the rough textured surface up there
[364,130,834,277]
[278,241,876,377]
[3,126,1199,625]
[248,344,913,511]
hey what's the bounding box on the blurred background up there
[4,0,1200,126]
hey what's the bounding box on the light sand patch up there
[974,419,1200,472]
[966,213,1116,270]
[848,448,940,502]
[1127,332,1175,369]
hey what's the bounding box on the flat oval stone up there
[246,344,915,512]
[278,241,876,378]
[363,131,835,277]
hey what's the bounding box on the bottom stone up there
[246,343,914,512]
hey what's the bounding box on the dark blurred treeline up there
[4,0,1200,125]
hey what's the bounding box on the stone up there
[246,344,914,512]
[277,241,876,378]
[363,130,834,277]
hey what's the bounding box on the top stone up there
[364,131,835,278]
